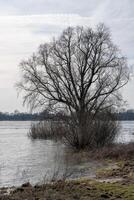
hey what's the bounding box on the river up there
[0,121,133,187]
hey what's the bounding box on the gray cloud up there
[0,0,134,18]
[0,0,101,16]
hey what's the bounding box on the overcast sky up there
[0,0,134,112]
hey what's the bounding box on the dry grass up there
[1,179,134,200]
[29,119,119,150]
[88,142,134,160]
[28,121,66,140]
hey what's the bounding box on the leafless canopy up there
[17,24,129,116]
[17,24,130,148]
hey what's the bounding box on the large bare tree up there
[17,24,129,148]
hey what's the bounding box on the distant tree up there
[17,24,129,148]
[14,110,20,114]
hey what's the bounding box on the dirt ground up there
[0,160,134,200]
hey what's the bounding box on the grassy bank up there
[1,178,134,200]
[1,158,134,200]
[1,142,133,199]
[88,142,134,160]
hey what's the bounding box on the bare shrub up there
[92,112,119,148]
[29,110,119,150]
[28,121,66,140]
[88,142,134,160]
[62,110,119,149]
[42,162,74,183]
[40,148,75,185]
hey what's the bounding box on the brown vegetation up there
[28,121,65,140]
[0,143,134,200]
[29,110,119,150]
[88,142,134,160]
[1,178,134,200]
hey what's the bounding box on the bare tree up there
[17,24,129,149]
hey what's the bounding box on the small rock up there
[86,186,91,190]
[22,182,32,188]
[101,193,110,198]
[34,185,40,189]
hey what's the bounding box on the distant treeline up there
[0,110,134,121]
[0,111,66,121]
[117,111,134,121]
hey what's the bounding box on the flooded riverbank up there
[0,121,134,187]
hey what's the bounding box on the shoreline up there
[0,158,133,200]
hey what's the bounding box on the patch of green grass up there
[72,179,134,199]
[2,179,134,200]
[95,181,134,200]
[96,168,114,178]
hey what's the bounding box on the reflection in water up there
[0,121,133,187]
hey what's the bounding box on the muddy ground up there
[0,159,133,200]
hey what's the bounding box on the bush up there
[28,111,119,150]
[88,142,134,160]
[92,113,119,148]
[63,111,119,149]
[28,121,66,140]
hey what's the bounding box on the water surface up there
[0,121,133,187]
